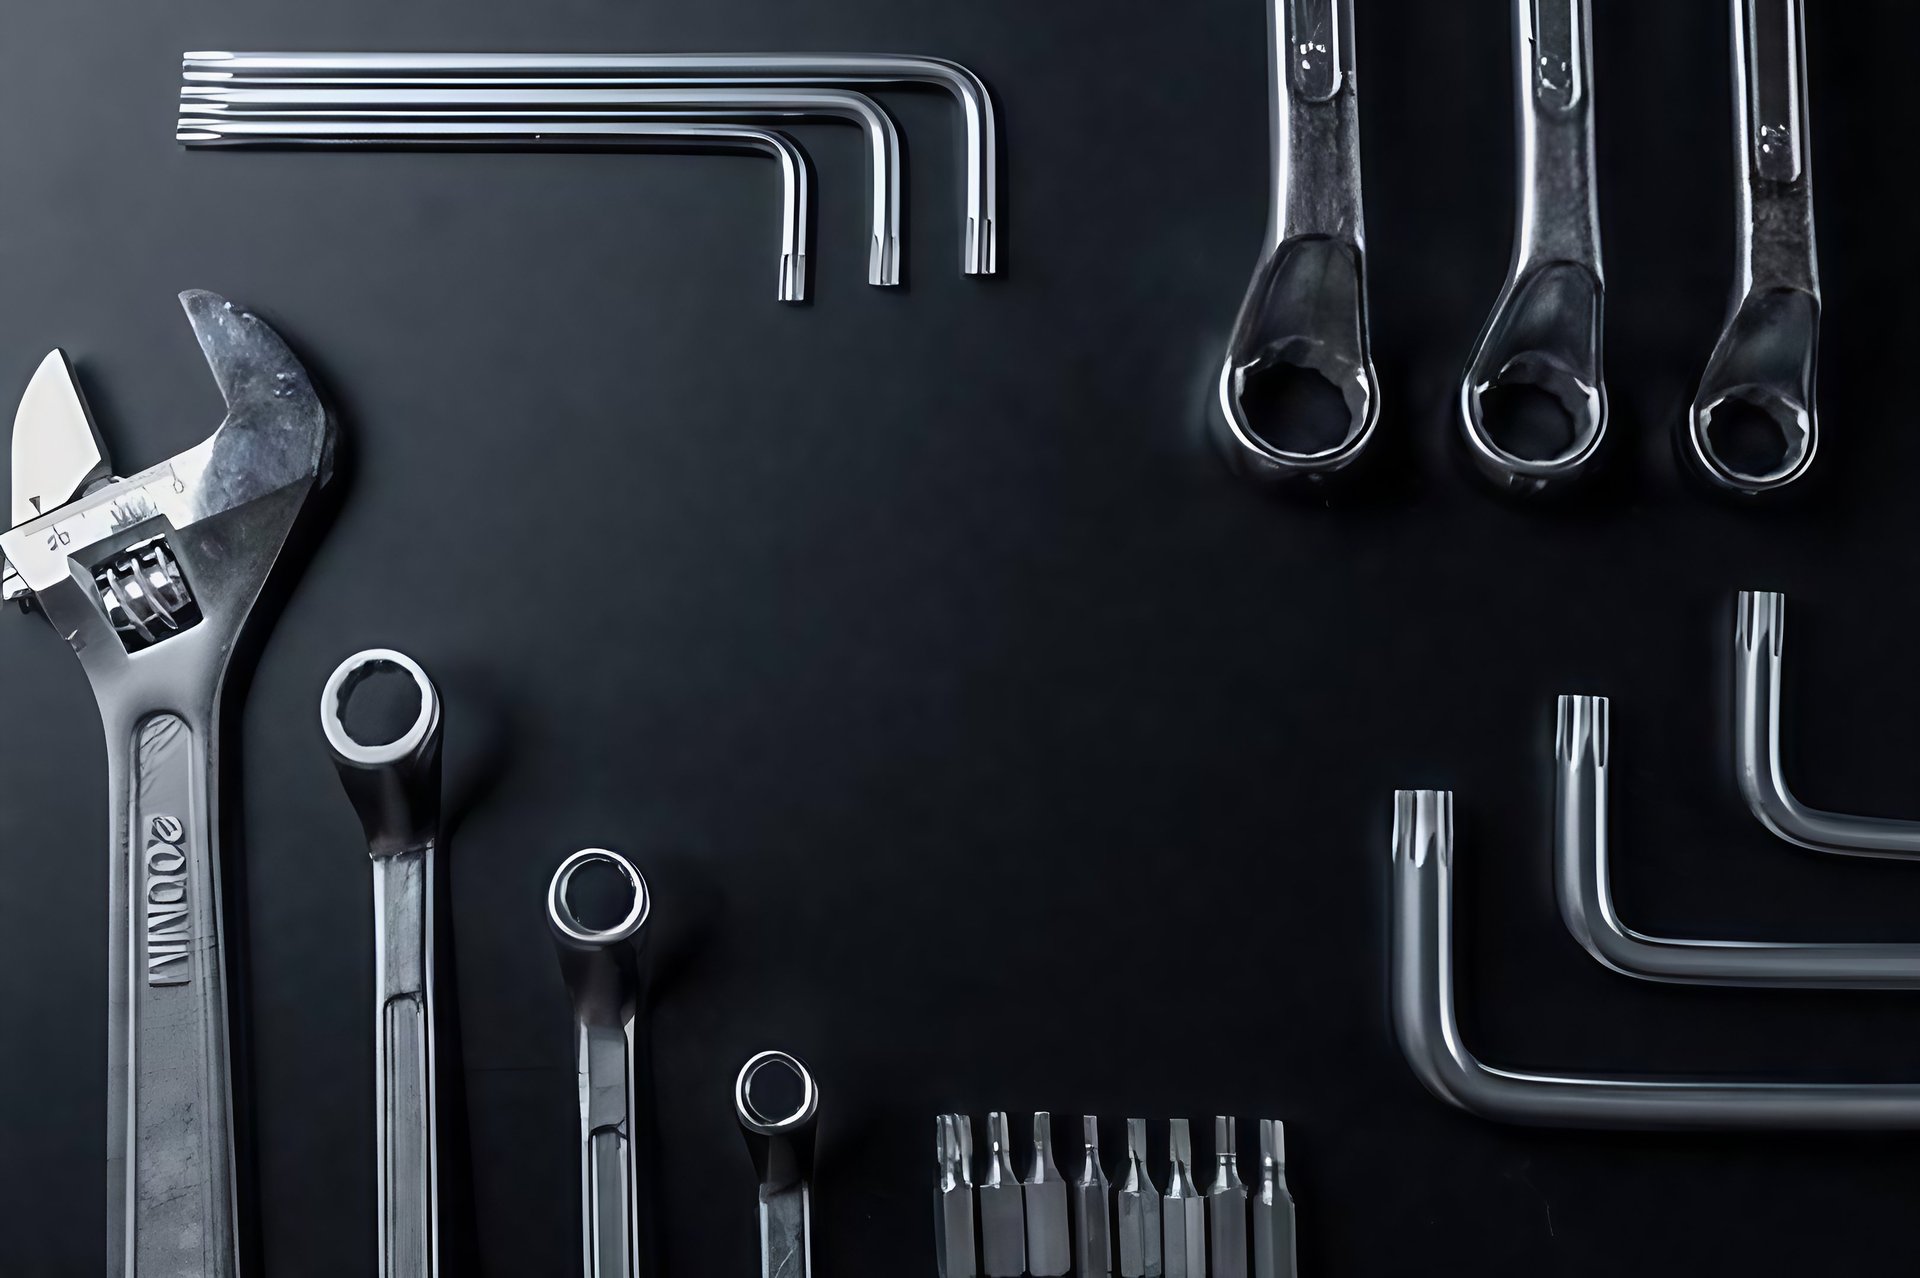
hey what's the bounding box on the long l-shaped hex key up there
[1556,693,1920,989]
[182,50,998,276]
[1392,788,1920,1129]
[1735,589,1920,860]
[176,118,813,302]
[179,84,901,286]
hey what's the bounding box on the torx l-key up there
[1023,1113,1070,1277]
[322,648,446,1278]
[1115,1119,1163,1278]
[1163,1119,1206,1278]
[979,1112,1027,1278]
[1073,1117,1113,1278]
[1206,1117,1249,1278]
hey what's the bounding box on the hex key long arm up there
[1391,788,1920,1129]
[183,50,998,277]
[1735,590,1920,860]
[176,118,813,302]
[1556,693,1920,989]
[180,84,902,286]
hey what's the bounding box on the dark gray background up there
[3,0,1918,1274]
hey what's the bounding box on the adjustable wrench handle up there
[107,705,241,1277]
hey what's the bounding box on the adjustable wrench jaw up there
[0,290,333,1278]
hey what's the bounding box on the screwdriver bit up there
[1024,1112,1071,1277]
[1163,1119,1206,1278]
[1072,1117,1113,1278]
[1206,1118,1249,1278]
[1115,1119,1163,1278]
[936,1115,978,1278]
[979,1112,1027,1278]
[1250,1121,1297,1278]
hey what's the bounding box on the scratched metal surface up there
[3,1,1920,1275]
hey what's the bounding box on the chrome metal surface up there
[548,848,652,1277]
[7,349,109,539]
[1214,0,1378,484]
[935,1115,978,1278]
[1392,788,1920,1128]
[323,649,446,1277]
[1205,1117,1248,1278]
[1115,1119,1162,1278]
[173,118,813,301]
[736,1050,819,1278]
[1023,1113,1070,1277]
[179,84,903,286]
[1685,0,1820,494]
[1556,692,1920,988]
[978,1112,1026,1278]
[1248,1121,1294,1278]
[181,49,999,276]
[1162,1119,1205,1278]
[1071,1117,1112,1278]
[1734,590,1920,859]
[1459,0,1606,494]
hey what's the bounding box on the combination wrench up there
[0,291,335,1274]
[322,649,446,1277]
[736,1050,820,1278]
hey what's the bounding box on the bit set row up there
[936,1113,1296,1278]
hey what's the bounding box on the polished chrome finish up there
[1072,1117,1112,1278]
[1392,788,1920,1128]
[978,1112,1026,1278]
[1162,1119,1205,1278]
[180,84,902,286]
[174,118,813,302]
[1205,1117,1248,1278]
[1735,590,1920,859]
[1557,692,1920,987]
[0,292,334,1276]
[1214,0,1378,484]
[736,1050,819,1278]
[1248,1121,1295,1278]
[935,1115,979,1278]
[1023,1113,1070,1277]
[1115,1119,1162,1278]
[1686,0,1820,494]
[1459,0,1606,494]
[182,49,999,276]
[323,649,445,1277]
[7,349,109,541]
[549,849,652,1277]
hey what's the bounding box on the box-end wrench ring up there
[736,1050,820,1278]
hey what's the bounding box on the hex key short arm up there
[1736,589,1920,860]
[175,118,812,302]
[1391,788,1920,1129]
[1556,693,1920,988]
[181,84,902,286]
[183,50,999,277]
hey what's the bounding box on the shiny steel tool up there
[1023,1113,1070,1277]
[1162,1120,1205,1278]
[548,848,652,1276]
[1206,1117,1248,1278]
[180,85,902,286]
[1458,0,1606,494]
[181,50,1000,276]
[935,1115,978,1278]
[1686,0,1820,494]
[978,1112,1026,1278]
[1215,0,1378,484]
[1249,1122,1294,1278]
[1072,1117,1112,1278]
[1735,590,1920,859]
[0,292,333,1276]
[736,1050,819,1278]
[173,119,815,303]
[1556,692,1920,988]
[1392,788,1920,1128]
[1114,1119,1162,1278]
[322,649,445,1277]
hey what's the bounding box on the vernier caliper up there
[0,291,335,1275]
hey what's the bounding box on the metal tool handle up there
[550,849,651,1278]
[737,1051,820,1278]
[323,649,445,1278]
[1268,0,1361,248]
[1686,0,1820,494]
[107,704,241,1277]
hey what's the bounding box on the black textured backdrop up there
[4,1,1919,1274]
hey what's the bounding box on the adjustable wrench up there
[322,649,445,1277]
[0,292,334,1276]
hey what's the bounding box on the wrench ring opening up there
[548,848,650,947]
[320,647,438,767]
[735,1050,818,1134]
